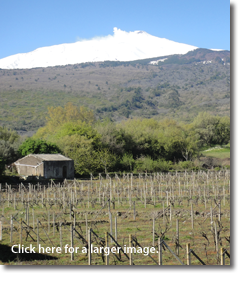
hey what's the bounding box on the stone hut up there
[14,154,74,179]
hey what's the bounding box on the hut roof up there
[14,154,72,166]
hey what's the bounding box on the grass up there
[201,146,230,159]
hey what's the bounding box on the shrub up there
[18,138,61,156]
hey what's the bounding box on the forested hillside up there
[0,49,230,134]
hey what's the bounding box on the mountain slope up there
[0,28,199,69]
[0,49,230,134]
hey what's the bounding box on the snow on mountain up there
[0,28,199,69]
[149,58,169,65]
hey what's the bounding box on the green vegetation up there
[192,112,230,147]
[18,138,61,156]
[0,102,230,178]
[201,146,230,159]
[29,104,230,176]
[0,48,230,177]
[0,127,21,176]
[0,49,230,132]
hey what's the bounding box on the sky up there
[0,0,230,60]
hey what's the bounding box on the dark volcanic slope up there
[0,49,230,133]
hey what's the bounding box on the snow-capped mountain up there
[0,28,199,69]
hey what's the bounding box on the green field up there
[201,146,230,159]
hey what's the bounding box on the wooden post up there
[163,202,165,225]
[47,182,49,202]
[170,203,172,222]
[129,234,133,265]
[109,188,113,205]
[99,179,101,204]
[108,198,110,213]
[219,203,221,222]
[37,219,39,248]
[204,186,206,210]
[71,223,74,261]
[62,192,65,210]
[48,210,50,233]
[20,218,22,245]
[109,212,113,243]
[153,186,155,206]
[85,214,88,240]
[88,184,90,209]
[69,201,72,220]
[60,222,62,249]
[115,216,117,241]
[25,205,28,222]
[191,202,194,229]
[186,243,191,265]
[53,212,55,236]
[105,232,109,265]
[32,209,35,230]
[210,207,213,231]
[152,217,155,246]
[27,202,29,226]
[220,248,225,265]
[158,238,162,265]
[21,190,23,204]
[133,201,136,220]
[215,222,218,256]
[176,219,179,256]
[14,193,16,210]
[223,186,225,206]
[88,228,91,265]
[10,215,13,243]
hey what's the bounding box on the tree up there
[0,126,19,144]
[118,118,160,159]
[94,119,125,156]
[34,103,96,140]
[97,148,117,174]
[34,118,104,175]
[0,127,20,175]
[121,153,135,171]
[192,112,218,146]
[181,137,198,161]
[61,134,99,175]
[192,112,230,147]
[212,116,230,145]
[18,138,61,156]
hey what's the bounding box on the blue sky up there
[0,0,230,59]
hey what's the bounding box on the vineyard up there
[0,170,230,265]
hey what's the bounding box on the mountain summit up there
[0,28,200,69]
